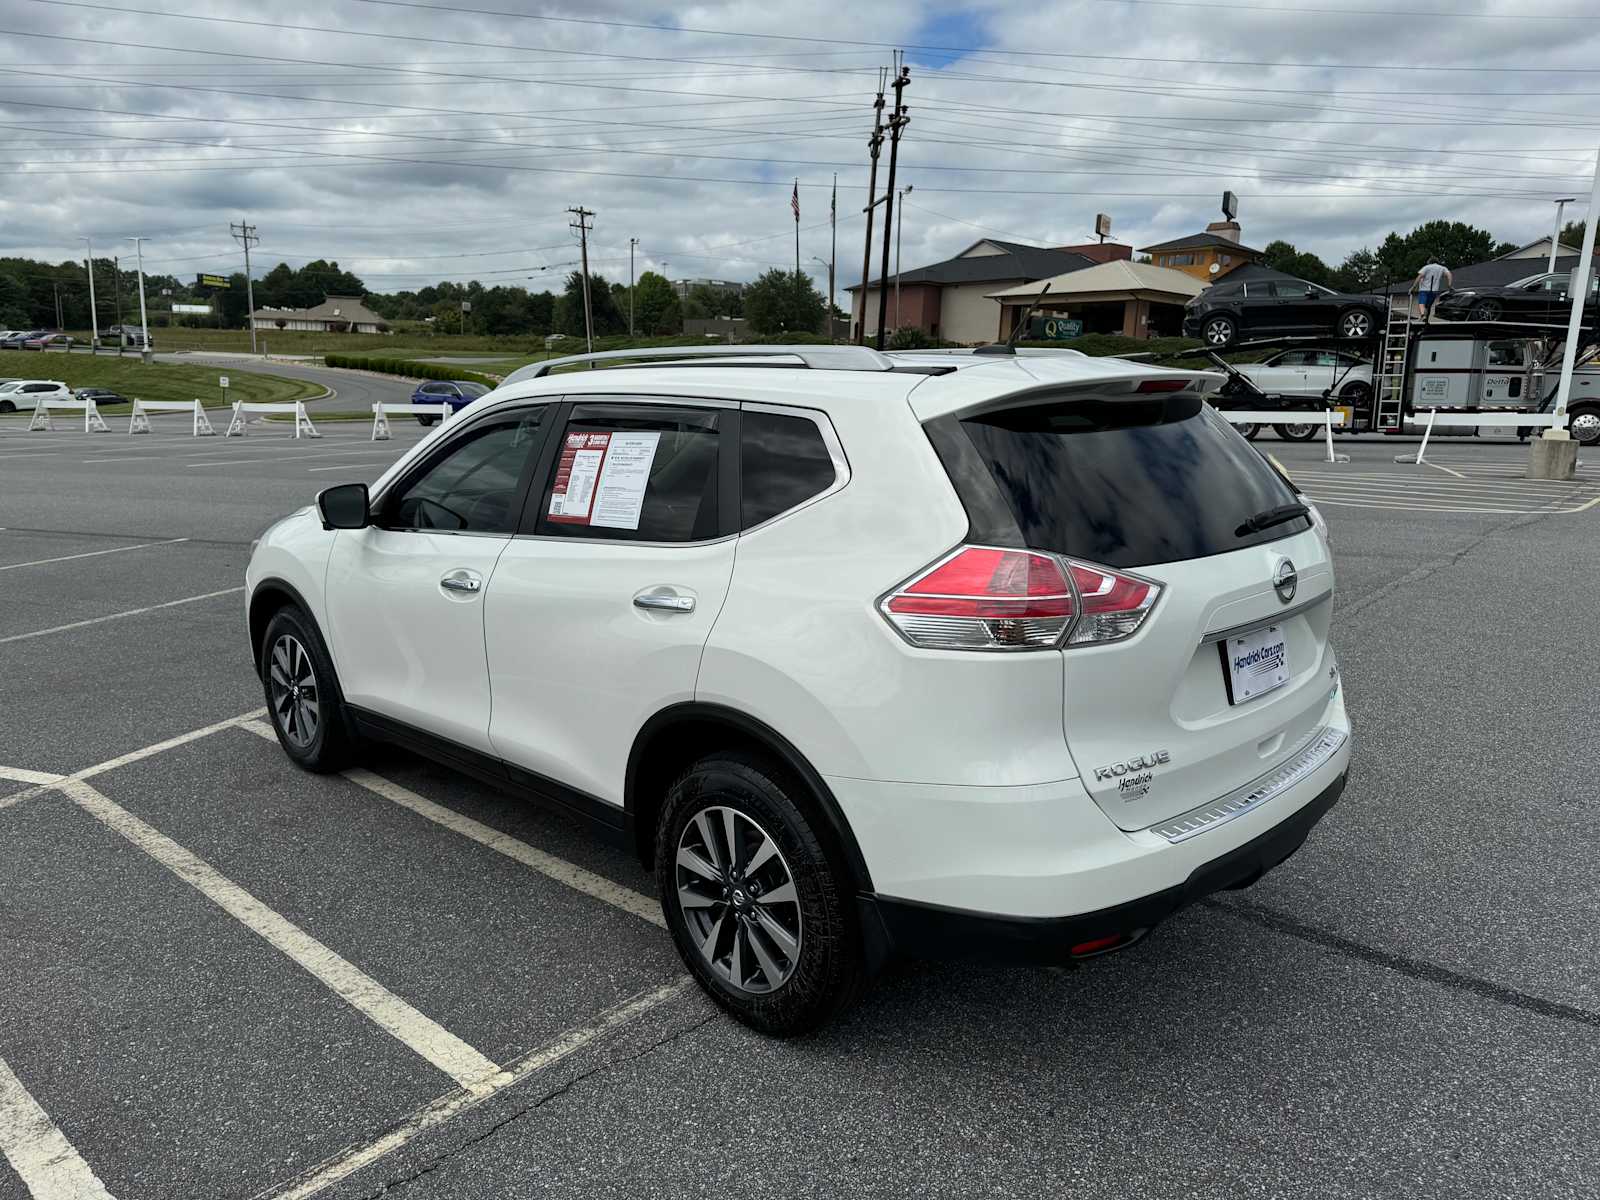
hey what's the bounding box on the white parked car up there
[1229,350,1373,440]
[0,379,71,412]
[245,345,1352,1035]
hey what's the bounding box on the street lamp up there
[895,185,913,331]
[126,236,150,362]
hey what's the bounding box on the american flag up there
[791,180,800,222]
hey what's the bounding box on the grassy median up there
[0,351,324,411]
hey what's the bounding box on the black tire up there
[0,399,13,414]
[1338,381,1372,408]
[1201,315,1237,348]
[260,605,356,773]
[655,752,865,1037]
[1236,422,1262,440]
[1569,404,1600,447]
[1468,299,1502,322]
[1337,308,1375,340]
[1274,422,1319,441]
[416,414,437,427]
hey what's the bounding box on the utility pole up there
[52,279,63,329]
[81,236,100,353]
[568,206,595,354]
[628,236,638,336]
[875,58,911,351]
[895,184,913,331]
[127,236,151,363]
[793,178,801,277]
[856,69,888,345]
[230,219,259,354]
[1548,197,1576,274]
[829,174,838,341]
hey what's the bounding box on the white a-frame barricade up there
[224,400,321,439]
[371,401,451,440]
[128,398,216,436]
[28,398,110,433]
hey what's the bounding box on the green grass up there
[0,351,324,412]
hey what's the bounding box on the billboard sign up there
[1094,213,1112,238]
[172,303,212,315]
[196,273,231,289]
[1029,315,1083,341]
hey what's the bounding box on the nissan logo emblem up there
[1273,559,1298,604]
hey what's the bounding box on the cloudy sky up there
[2,0,1598,297]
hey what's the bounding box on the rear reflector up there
[882,545,1160,651]
[1069,933,1127,957]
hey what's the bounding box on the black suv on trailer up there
[1184,277,1384,348]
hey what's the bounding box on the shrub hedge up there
[324,354,499,389]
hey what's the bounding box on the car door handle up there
[633,592,695,613]
[440,571,482,594]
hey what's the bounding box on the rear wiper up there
[1235,502,1308,537]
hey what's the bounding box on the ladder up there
[1374,291,1413,431]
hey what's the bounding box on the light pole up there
[811,256,833,337]
[126,236,150,362]
[894,184,913,332]
[1548,197,1577,274]
[628,237,639,336]
[1531,143,1600,481]
[81,236,99,353]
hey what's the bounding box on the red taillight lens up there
[883,547,1074,648]
[882,547,1161,651]
[1066,561,1159,645]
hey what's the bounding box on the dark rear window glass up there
[931,393,1309,568]
[741,411,835,528]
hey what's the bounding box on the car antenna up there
[974,283,1052,355]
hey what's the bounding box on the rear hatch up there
[927,385,1336,832]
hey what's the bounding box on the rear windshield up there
[926,391,1310,568]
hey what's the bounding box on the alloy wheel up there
[1204,318,1234,346]
[268,634,321,748]
[1340,311,1372,339]
[1571,411,1600,445]
[675,806,803,994]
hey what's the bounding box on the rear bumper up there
[861,769,1345,967]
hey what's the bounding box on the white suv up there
[245,345,1351,1035]
[0,379,71,412]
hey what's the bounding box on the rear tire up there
[1337,308,1374,340]
[260,606,356,773]
[1202,315,1237,348]
[1274,422,1319,441]
[1338,381,1371,408]
[1236,422,1262,440]
[655,752,865,1037]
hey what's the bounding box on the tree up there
[1262,239,1332,286]
[1332,247,1382,293]
[1374,220,1501,283]
[554,271,625,337]
[742,269,825,335]
[632,271,681,335]
[1561,220,1589,253]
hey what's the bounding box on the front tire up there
[260,606,356,773]
[1236,422,1262,440]
[416,414,437,427]
[656,753,865,1037]
[0,400,13,413]
[1274,422,1319,441]
[1202,315,1237,348]
[1468,299,1502,322]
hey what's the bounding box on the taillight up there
[881,545,1160,651]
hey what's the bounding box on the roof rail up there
[503,343,895,384]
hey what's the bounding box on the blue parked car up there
[412,379,491,425]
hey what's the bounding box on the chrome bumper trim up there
[1200,589,1331,645]
[1147,725,1347,844]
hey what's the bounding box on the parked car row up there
[0,330,73,351]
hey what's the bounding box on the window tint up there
[458,382,490,398]
[384,407,547,534]
[929,394,1309,569]
[537,404,721,543]
[741,410,836,529]
[418,383,445,394]
[1274,351,1308,366]
[1259,283,1280,298]
[1210,283,1242,299]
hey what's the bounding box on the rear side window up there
[740,410,835,529]
[927,392,1309,569]
[536,404,722,543]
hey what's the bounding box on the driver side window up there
[383,407,548,534]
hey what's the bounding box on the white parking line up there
[0,1055,117,1200]
[0,587,244,646]
[0,766,65,785]
[60,777,507,1093]
[255,978,694,1200]
[0,538,188,573]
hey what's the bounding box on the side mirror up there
[316,482,370,531]
[1305,288,1318,298]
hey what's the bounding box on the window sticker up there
[590,432,661,530]
[548,431,612,523]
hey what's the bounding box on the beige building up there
[987,260,1205,340]
[249,295,387,334]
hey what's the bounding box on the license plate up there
[1221,625,1289,705]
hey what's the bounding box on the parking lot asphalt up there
[2,425,1598,1199]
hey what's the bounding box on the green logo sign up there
[1029,315,1082,340]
